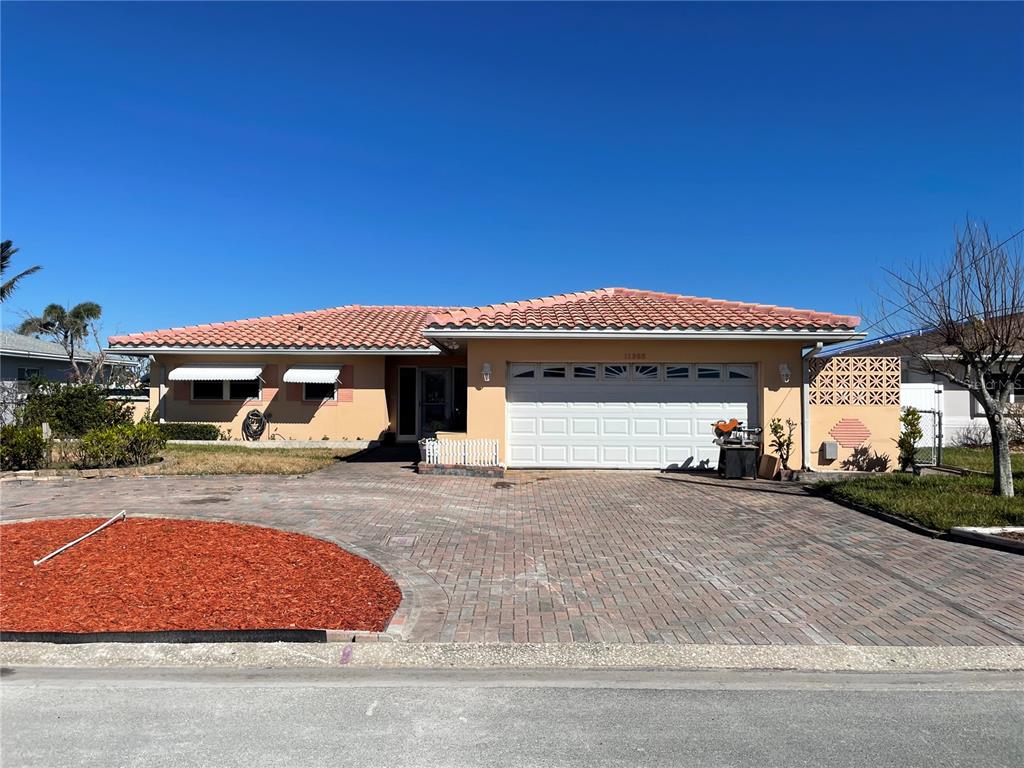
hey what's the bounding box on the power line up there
[854,225,1024,339]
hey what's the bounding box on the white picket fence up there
[422,438,500,467]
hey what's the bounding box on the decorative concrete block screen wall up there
[808,356,901,471]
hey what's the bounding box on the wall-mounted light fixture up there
[481,362,492,382]
[778,363,792,384]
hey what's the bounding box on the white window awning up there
[282,366,341,384]
[168,366,263,381]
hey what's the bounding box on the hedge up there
[156,422,222,441]
[77,422,166,468]
[0,425,48,471]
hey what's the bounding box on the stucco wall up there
[150,354,390,441]
[808,404,901,471]
[464,338,806,465]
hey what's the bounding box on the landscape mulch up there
[0,518,401,633]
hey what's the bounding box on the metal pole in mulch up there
[32,511,126,567]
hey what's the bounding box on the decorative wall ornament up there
[808,356,900,406]
[829,418,872,448]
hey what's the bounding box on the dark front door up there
[451,367,467,431]
[397,367,417,441]
[419,368,451,436]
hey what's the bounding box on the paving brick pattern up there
[3,462,1022,646]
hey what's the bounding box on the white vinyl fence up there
[422,438,500,467]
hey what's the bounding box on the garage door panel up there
[602,418,630,436]
[509,418,537,436]
[570,445,600,464]
[632,419,661,436]
[539,445,568,464]
[571,418,599,435]
[602,445,630,464]
[507,363,756,469]
[540,417,568,435]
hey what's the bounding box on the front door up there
[397,366,418,442]
[420,368,451,436]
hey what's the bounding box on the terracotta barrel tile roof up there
[426,288,860,332]
[108,305,451,350]
[108,288,859,350]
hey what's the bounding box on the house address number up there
[624,352,647,360]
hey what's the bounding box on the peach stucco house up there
[108,288,900,470]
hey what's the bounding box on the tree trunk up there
[988,415,1015,497]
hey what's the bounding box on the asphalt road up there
[2,667,1022,767]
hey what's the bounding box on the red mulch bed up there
[0,518,401,633]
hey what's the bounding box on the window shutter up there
[339,365,353,403]
[286,382,302,401]
[173,381,190,401]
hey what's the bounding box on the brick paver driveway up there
[3,457,1022,646]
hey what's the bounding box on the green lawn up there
[813,471,1024,532]
[159,444,359,475]
[941,446,1024,474]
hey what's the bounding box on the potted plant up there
[768,417,797,480]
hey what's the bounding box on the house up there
[1,330,140,423]
[831,327,1024,446]
[106,288,902,470]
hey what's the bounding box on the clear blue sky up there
[2,1,1022,342]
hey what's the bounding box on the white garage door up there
[506,363,758,469]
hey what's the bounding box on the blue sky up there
[2,1,1022,342]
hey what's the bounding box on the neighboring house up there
[107,287,900,470]
[0,330,139,423]
[831,328,1024,445]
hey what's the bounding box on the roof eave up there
[104,345,443,356]
[422,327,865,342]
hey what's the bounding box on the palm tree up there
[1,240,42,301]
[18,302,103,380]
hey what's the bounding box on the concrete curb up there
[2,642,1022,673]
[948,527,1024,556]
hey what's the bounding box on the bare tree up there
[879,220,1024,497]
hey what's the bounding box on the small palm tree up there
[18,302,103,380]
[1,240,42,301]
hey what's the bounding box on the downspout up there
[801,342,823,470]
[153,357,167,424]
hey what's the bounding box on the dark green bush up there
[77,422,166,469]
[155,422,221,441]
[19,382,131,437]
[0,425,48,471]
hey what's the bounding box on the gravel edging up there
[2,642,1022,673]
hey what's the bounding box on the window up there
[666,365,690,380]
[510,364,535,379]
[542,365,566,379]
[1016,375,1024,399]
[16,367,40,381]
[192,379,261,400]
[727,365,754,381]
[697,365,721,380]
[603,364,628,380]
[192,380,224,400]
[228,380,260,400]
[573,364,597,379]
[632,364,660,381]
[304,382,335,401]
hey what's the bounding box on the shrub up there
[897,407,924,471]
[156,422,222,441]
[19,382,131,437]
[77,422,166,468]
[0,425,48,471]
[953,423,991,448]
[768,417,796,470]
[1007,403,1024,447]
